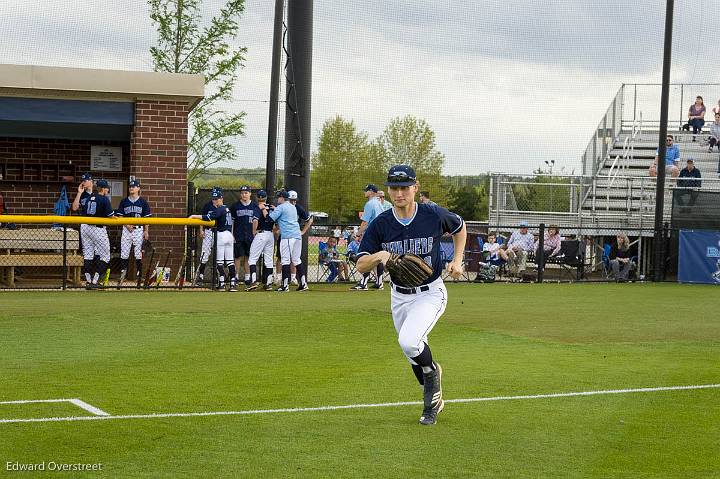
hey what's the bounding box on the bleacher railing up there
[489,174,720,235]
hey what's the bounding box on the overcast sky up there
[2,0,719,175]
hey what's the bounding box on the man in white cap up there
[377,190,393,211]
[287,190,313,285]
[505,221,535,277]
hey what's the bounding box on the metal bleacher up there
[489,83,720,237]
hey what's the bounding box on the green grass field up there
[0,283,718,478]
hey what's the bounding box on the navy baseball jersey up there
[200,201,214,230]
[230,201,256,241]
[203,204,233,233]
[295,203,311,223]
[83,194,115,218]
[79,191,92,215]
[358,203,464,286]
[254,205,275,232]
[116,197,152,218]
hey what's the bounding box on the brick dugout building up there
[0,64,204,253]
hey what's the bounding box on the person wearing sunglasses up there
[649,135,680,178]
[355,164,467,425]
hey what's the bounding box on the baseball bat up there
[117,268,127,290]
[143,248,157,289]
[191,249,207,287]
[156,249,171,288]
[174,252,186,289]
[102,267,111,287]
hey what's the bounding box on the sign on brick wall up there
[90,146,122,172]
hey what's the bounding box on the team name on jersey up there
[122,205,144,216]
[382,237,434,256]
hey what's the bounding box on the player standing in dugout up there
[74,178,115,289]
[356,164,466,425]
[189,187,237,291]
[115,179,152,286]
[229,185,255,288]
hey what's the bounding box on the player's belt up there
[391,282,430,295]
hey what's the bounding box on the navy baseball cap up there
[129,180,140,188]
[256,189,267,198]
[211,187,223,199]
[240,185,251,192]
[364,184,378,193]
[276,190,289,199]
[384,165,417,187]
[96,179,109,189]
[81,172,93,181]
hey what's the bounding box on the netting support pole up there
[653,0,674,282]
[537,223,545,284]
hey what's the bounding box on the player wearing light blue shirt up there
[269,199,301,239]
[269,190,308,292]
[353,184,386,291]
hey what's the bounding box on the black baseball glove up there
[385,253,433,287]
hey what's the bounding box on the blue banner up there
[678,230,720,284]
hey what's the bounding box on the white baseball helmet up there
[288,190,298,200]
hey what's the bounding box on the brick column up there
[130,100,189,262]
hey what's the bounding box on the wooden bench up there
[0,228,83,287]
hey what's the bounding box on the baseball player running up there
[356,165,466,425]
[115,180,151,285]
[269,190,308,292]
[230,185,255,286]
[194,196,216,284]
[189,187,237,291]
[352,183,386,291]
[246,189,275,291]
[78,179,116,289]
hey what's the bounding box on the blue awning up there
[0,97,134,125]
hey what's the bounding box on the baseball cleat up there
[229,283,238,292]
[371,282,384,290]
[291,278,298,286]
[264,284,274,291]
[245,282,259,291]
[350,283,368,291]
[419,362,443,425]
[276,285,290,292]
[296,284,309,292]
[85,282,97,290]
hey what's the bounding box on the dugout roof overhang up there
[0,64,204,141]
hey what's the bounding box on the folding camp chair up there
[545,239,584,281]
[440,237,471,281]
[317,242,332,282]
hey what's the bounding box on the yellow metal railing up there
[0,215,214,227]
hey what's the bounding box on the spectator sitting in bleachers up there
[609,233,633,282]
[505,221,535,276]
[676,158,702,207]
[708,113,720,154]
[713,98,720,116]
[320,236,348,282]
[681,96,706,140]
[649,135,680,178]
[535,225,562,258]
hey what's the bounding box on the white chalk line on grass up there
[0,383,718,425]
[0,398,109,417]
[68,399,110,416]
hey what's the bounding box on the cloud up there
[2,0,719,177]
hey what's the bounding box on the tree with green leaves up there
[149,0,246,181]
[310,116,384,222]
[374,116,447,205]
[447,182,489,221]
